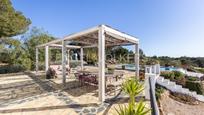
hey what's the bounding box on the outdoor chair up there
[50,65,71,75]
[106,74,124,96]
[114,71,125,81]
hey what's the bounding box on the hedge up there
[185,81,204,95]
[161,71,186,86]
[0,65,26,74]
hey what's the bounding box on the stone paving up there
[0,90,110,115]
[0,71,148,115]
[0,73,112,115]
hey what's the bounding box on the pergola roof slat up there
[36,25,139,48]
[49,44,81,49]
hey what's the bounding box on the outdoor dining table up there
[77,70,123,81]
[75,70,123,96]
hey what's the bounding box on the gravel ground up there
[159,91,204,115]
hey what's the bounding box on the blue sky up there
[11,0,204,57]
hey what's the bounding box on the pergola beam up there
[82,42,134,48]
[71,39,94,45]
[104,26,138,44]
[36,39,62,48]
[63,26,99,41]
[49,44,81,49]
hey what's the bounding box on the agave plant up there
[115,100,151,115]
[115,78,151,115]
[122,78,144,105]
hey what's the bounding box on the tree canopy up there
[22,27,55,69]
[0,0,31,38]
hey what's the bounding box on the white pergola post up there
[45,46,49,71]
[135,44,139,78]
[127,53,129,63]
[80,47,84,70]
[67,49,70,67]
[98,26,105,102]
[62,40,66,86]
[36,48,39,73]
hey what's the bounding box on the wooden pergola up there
[36,25,139,102]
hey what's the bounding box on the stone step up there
[167,85,178,92]
[190,91,197,96]
[162,79,170,85]
[175,85,182,89]
[182,88,190,93]
[168,81,176,86]
[196,95,204,102]
[156,76,204,102]
[157,77,164,82]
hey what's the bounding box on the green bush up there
[185,81,204,95]
[107,67,115,74]
[161,71,174,80]
[70,61,80,68]
[115,78,150,115]
[155,85,165,100]
[173,71,184,80]
[46,67,56,79]
[175,76,186,86]
[38,63,45,70]
[187,76,198,81]
[122,65,125,70]
[0,65,26,74]
[161,71,186,86]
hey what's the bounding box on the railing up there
[149,75,160,115]
[145,64,160,75]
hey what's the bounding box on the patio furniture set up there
[74,70,125,95]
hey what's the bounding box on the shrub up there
[174,76,186,86]
[187,76,198,81]
[161,71,174,81]
[155,85,165,100]
[170,92,198,104]
[200,76,204,81]
[38,63,45,70]
[122,78,144,105]
[115,100,151,115]
[173,71,184,80]
[46,67,56,79]
[115,78,150,115]
[122,65,125,70]
[161,71,186,86]
[107,67,115,74]
[185,81,204,95]
[70,61,80,68]
[0,64,26,74]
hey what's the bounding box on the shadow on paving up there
[0,103,98,113]
[25,72,57,92]
[63,82,98,97]
[0,72,58,103]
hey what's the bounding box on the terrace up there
[0,25,149,115]
[35,24,140,102]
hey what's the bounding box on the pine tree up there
[0,0,31,38]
